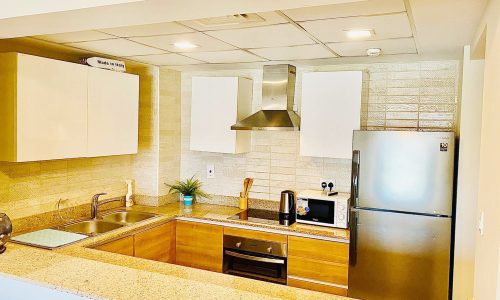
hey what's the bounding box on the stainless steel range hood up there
[231,64,300,131]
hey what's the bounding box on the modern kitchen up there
[0,0,498,299]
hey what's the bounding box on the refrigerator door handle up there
[349,208,359,265]
[351,150,360,207]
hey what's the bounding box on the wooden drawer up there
[288,236,349,264]
[224,226,287,243]
[288,277,348,296]
[288,256,348,286]
[176,221,223,272]
[135,221,176,263]
[94,236,134,256]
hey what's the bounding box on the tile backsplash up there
[181,60,460,202]
[0,156,132,219]
[0,58,460,218]
[0,58,172,219]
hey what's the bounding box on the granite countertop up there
[1,203,352,300]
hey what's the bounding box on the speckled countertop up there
[1,203,352,300]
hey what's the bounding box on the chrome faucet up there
[91,193,123,219]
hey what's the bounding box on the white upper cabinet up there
[87,67,139,157]
[0,53,88,162]
[0,53,139,162]
[190,76,252,154]
[300,71,363,159]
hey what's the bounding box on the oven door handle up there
[224,250,285,264]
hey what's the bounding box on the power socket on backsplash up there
[320,179,336,192]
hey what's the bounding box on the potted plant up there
[165,176,210,206]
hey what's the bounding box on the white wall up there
[453,45,484,300]
[472,0,500,298]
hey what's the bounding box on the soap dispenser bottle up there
[125,179,133,207]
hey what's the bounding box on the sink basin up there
[101,211,158,225]
[61,220,124,235]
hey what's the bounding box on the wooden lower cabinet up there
[288,257,348,286]
[287,236,349,296]
[94,236,134,256]
[92,218,350,296]
[135,221,176,263]
[288,277,348,296]
[175,221,223,272]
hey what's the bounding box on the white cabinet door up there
[16,54,88,161]
[300,71,362,159]
[190,76,251,154]
[87,67,139,157]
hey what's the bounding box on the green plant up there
[165,176,211,199]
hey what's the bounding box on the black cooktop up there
[228,209,295,226]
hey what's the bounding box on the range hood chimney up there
[231,64,300,131]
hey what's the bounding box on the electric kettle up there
[279,190,296,225]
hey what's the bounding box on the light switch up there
[207,164,215,179]
[478,211,484,236]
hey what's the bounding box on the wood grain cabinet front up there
[94,236,134,256]
[134,221,176,263]
[287,236,349,296]
[175,221,223,272]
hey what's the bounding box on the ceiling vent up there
[193,13,265,28]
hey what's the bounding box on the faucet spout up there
[91,193,107,219]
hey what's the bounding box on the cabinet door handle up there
[351,150,360,207]
[349,208,359,266]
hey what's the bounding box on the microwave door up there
[297,199,335,225]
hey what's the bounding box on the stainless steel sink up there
[61,220,124,235]
[101,211,158,225]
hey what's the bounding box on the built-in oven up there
[223,235,287,285]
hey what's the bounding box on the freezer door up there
[348,209,451,300]
[352,130,454,216]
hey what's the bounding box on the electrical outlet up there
[320,178,336,191]
[207,164,215,179]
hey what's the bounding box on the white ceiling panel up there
[99,22,193,37]
[129,32,236,52]
[34,30,115,43]
[179,11,287,31]
[300,13,412,43]
[67,38,166,56]
[183,50,266,63]
[127,53,203,65]
[205,24,315,49]
[408,0,487,57]
[327,37,416,56]
[0,0,141,19]
[249,44,336,60]
[283,0,406,21]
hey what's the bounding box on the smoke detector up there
[193,13,265,28]
[366,48,382,57]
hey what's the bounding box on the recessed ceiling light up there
[173,41,198,49]
[366,48,382,57]
[344,29,374,39]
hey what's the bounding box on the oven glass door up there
[298,198,335,224]
[223,249,287,284]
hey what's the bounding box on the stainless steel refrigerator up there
[348,130,455,300]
